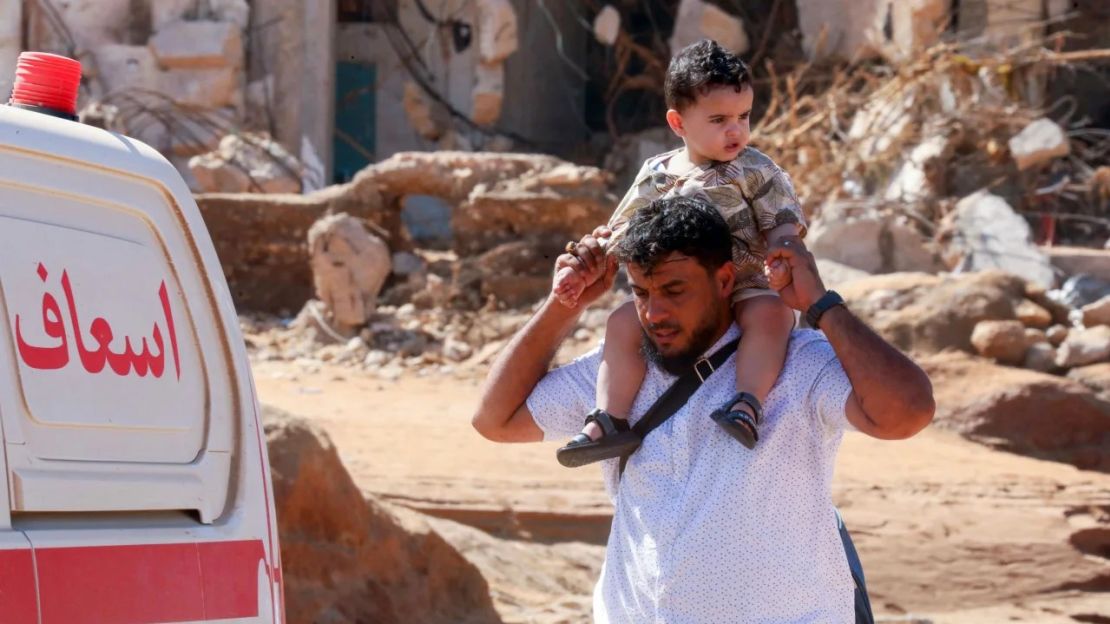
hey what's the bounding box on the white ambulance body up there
[0,103,284,622]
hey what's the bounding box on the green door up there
[333,62,376,184]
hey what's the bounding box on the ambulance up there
[0,53,284,622]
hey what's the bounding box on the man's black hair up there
[664,39,752,112]
[614,196,732,274]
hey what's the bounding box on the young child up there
[554,39,806,468]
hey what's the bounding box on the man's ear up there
[715,262,735,298]
[665,109,686,138]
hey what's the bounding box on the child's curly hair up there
[664,39,751,112]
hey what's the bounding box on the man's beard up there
[640,306,727,376]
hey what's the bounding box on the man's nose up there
[643,295,670,324]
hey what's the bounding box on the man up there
[471,196,935,622]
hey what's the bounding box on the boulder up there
[1023,342,1057,373]
[1081,295,1110,327]
[1056,326,1110,369]
[1046,325,1069,346]
[1067,363,1110,396]
[670,0,749,55]
[1008,118,1070,171]
[804,208,946,274]
[308,213,392,333]
[149,20,242,69]
[263,407,498,624]
[921,352,1110,471]
[189,133,301,194]
[838,270,1025,354]
[970,320,1027,365]
[1015,299,1053,329]
[944,191,1056,289]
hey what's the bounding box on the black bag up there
[616,339,875,622]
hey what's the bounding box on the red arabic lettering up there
[14,263,182,380]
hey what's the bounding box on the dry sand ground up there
[254,355,1110,623]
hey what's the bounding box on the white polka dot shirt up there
[527,327,857,623]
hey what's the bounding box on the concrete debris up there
[808,207,946,274]
[945,191,1056,289]
[1046,325,1069,346]
[593,5,621,47]
[884,134,949,202]
[1081,295,1110,328]
[308,213,392,334]
[1008,118,1070,171]
[149,20,242,69]
[189,133,301,194]
[1023,342,1057,373]
[670,0,749,55]
[1056,326,1110,369]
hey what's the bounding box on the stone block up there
[1009,118,1069,170]
[150,20,243,69]
[946,191,1055,289]
[161,67,239,108]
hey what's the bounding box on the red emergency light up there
[8,52,81,120]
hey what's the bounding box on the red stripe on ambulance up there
[35,539,267,623]
[0,549,38,623]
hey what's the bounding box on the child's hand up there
[765,257,791,291]
[553,262,587,307]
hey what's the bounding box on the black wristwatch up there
[805,290,845,329]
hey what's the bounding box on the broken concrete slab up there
[945,190,1056,289]
[189,133,301,194]
[161,66,239,108]
[593,5,620,46]
[93,44,162,93]
[808,207,946,274]
[670,0,749,55]
[1009,118,1070,170]
[1056,326,1110,369]
[150,20,243,69]
[308,213,392,333]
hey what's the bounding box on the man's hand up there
[765,235,827,312]
[552,227,617,309]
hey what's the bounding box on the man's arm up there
[767,236,935,440]
[471,234,617,442]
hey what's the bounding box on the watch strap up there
[805,290,845,329]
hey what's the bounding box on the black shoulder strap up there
[617,338,739,477]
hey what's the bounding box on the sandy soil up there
[253,359,1110,623]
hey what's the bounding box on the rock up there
[402,81,441,140]
[1067,363,1110,396]
[593,5,620,46]
[442,337,473,362]
[193,191,384,314]
[808,208,946,274]
[1024,281,1071,325]
[308,213,392,332]
[1023,342,1057,373]
[1081,295,1110,327]
[944,191,1055,289]
[971,320,1027,365]
[189,133,301,194]
[1051,274,1110,309]
[1015,299,1053,329]
[838,270,1025,354]
[670,0,749,55]
[1056,326,1110,369]
[262,407,498,624]
[475,0,518,64]
[453,239,559,309]
[1045,246,1110,284]
[1023,328,1049,348]
[391,252,425,277]
[884,134,949,202]
[1008,118,1070,170]
[149,20,242,69]
[1047,325,1069,346]
[921,351,1110,471]
[816,258,872,288]
[471,62,504,126]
